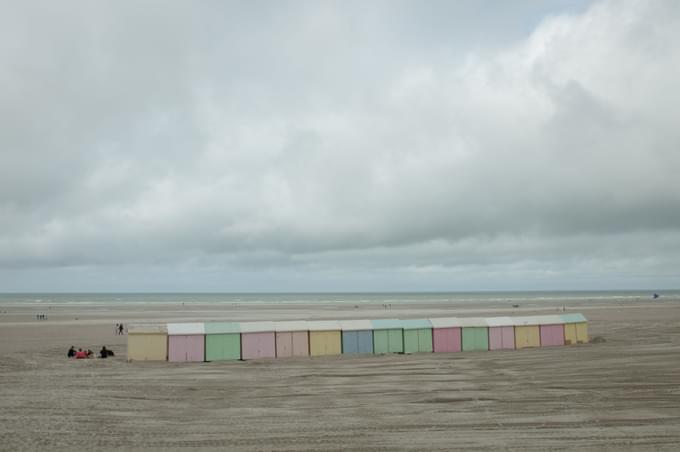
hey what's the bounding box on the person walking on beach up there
[118,323,124,335]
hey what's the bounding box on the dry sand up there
[1,297,679,451]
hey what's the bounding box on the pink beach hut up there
[274,321,310,358]
[240,321,276,360]
[486,317,515,350]
[167,323,205,362]
[537,315,566,347]
[429,317,462,353]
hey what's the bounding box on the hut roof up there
[127,323,167,334]
[456,317,488,327]
[400,319,432,329]
[512,315,565,326]
[339,319,373,331]
[307,320,342,331]
[167,322,205,335]
[274,320,309,332]
[204,322,240,334]
[485,317,514,327]
[560,313,587,323]
[429,317,461,328]
[239,321,276,333]
[371,319,403,330]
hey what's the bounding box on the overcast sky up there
[1,0,679,292]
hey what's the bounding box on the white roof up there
[167,322,204,335]
[485,317,514,327]
[307,320,342,331]
[339,319,373,331]
[429,317,461,328]
[456,317,488,327]
[239,321,276,333]
[512,315,565,326]
[128,323,167,334]
[274,321,309,332]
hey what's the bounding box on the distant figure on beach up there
[100,346,109,358]
[653,293,660,299]
[75,348,87,359]
[67,346,76,358]
[115,323,119,334]
[118,323,124,335]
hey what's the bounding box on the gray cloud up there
[1,0,679,291]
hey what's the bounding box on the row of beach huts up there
[127,313,588,362]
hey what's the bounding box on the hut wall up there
[564,323,588,345]
[373,329,403,353]
[515,325,540,349]
[488,326,515,350]
[309,331,342,356]
[205,333,241,361]
[540,324,565,347]
[241,332,276,359]
[342,331,358,354]
[276,331,310,357]
[461,327,489,352]
[127,334,167,361]
[291,331,309,356]
[432,327,461,353]
[404,328,433,353]
[168,335,205,362]
[275,332,294,358]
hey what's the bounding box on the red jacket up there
[75,351,87,359]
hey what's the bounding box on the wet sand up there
[1,298,679,451]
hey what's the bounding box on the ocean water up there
[0,290,675,306]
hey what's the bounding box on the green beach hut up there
[459,317,489,352]
[204,322,241,361]
[401,319,433,354]
[371,319,404,354]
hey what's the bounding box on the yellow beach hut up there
[561,313,588,344]
[308,320,343,357]
[513,316,541,349]
[127,323,168,361]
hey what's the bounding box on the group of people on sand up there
[68,345,114,359]
[36,313,48,320]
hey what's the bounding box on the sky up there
[1,0,679,292]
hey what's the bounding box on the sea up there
[0,290,676,306]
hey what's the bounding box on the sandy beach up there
[1,297,679,451]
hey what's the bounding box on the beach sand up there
[1,298,679,451]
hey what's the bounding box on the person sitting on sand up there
[75,348,87,359]
[87,349,94,358]
[100,346,109,358]
[67,346,76,358]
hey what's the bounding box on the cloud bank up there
[1,0,679,291]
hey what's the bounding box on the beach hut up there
[401,319,433,354]
[459,318,489,352]
[561,313,589,345]
[308,320,342,356]
[513,317,541,349]
[204,322,241,361]
[240,321,276,360]
[486,317,515,351]
[274,321,310,358]
[536,315,566,347]
[339,320,374,355]
[429,317,462,353]
[167,323,205,362]
[371,319,404,354]
[127,323,168,361]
